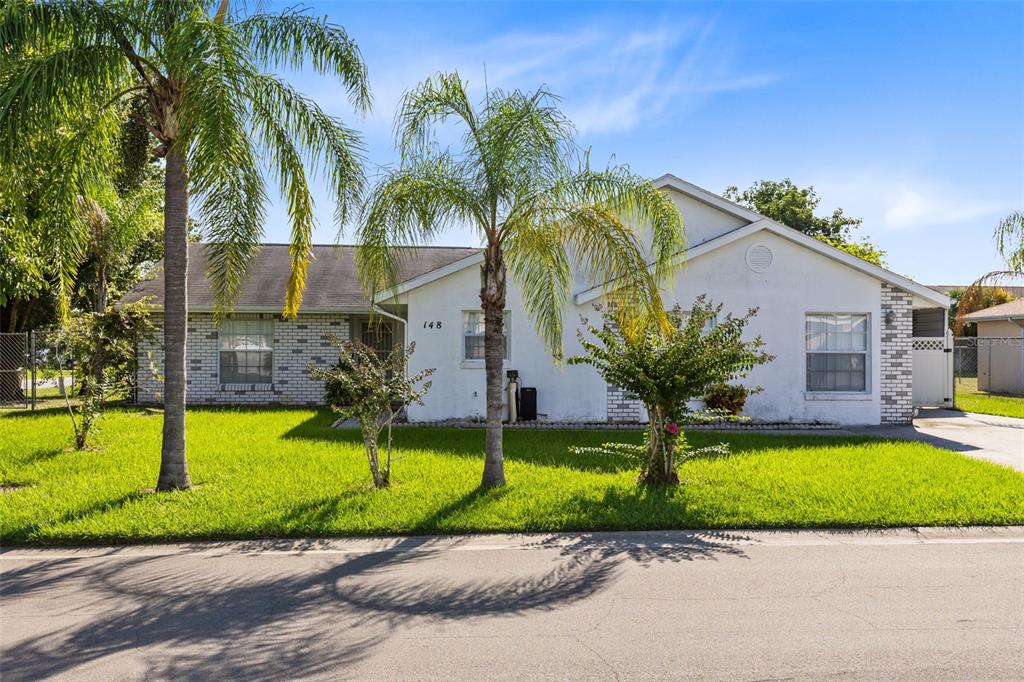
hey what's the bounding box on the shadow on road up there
[1,531,747,679]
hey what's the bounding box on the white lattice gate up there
[912,333,953,407]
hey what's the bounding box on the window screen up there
[806,314,868,392]
[219,318,273,384]
[463,311,509,361]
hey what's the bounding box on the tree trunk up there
[94,260,108,313]
[156,146,191,491]
[362,423,388,489]
[641,405,679,486]
[480,246,507,488]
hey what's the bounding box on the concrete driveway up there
[3,528,1023,680]
[847,409,1024,472]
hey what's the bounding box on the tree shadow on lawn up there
[3,490,151,544]
[282,411,893,474]
[0,527,748,680]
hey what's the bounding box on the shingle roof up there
[964,298,1024,322]
[120,243,481,312]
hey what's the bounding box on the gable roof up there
[964,298,1024,322]
[120,243,481,312]
[575,178,950,309]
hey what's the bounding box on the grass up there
[956,377,1024,419]
[2,406,1023,545]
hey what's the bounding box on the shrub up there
[704,383,759,416]
[310,338,434,488]
[569,297,772,485]
[51,302,155,449]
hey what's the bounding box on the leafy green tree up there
[569,298,772,485]
[75,175,162,313]
[724,179,886,266]
[311,339,434,488]
[357,73,683,488]
[52,301,155,449]
[0,1,369,490]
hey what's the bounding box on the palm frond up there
[394,71,479,160]
[238,9,371,113]
[242,71,366,315]
[564,165,685,281]
[995,210,1024,273]
[182,16,267,314]
[0,43,130,158]
[242,71,365,228]
[357,156,482,301]
[502,217,571,358]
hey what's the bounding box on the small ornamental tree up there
[52,301,155,449]
[569,297,773,485]
[310,338,434,488]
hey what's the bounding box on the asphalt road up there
[3,528,1023,681]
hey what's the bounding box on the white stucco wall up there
[402,264,608,422]
[403,229,889,425]
[662,187,749,248]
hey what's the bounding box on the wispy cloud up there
[335,17,781,138]
[817,171,1011,232]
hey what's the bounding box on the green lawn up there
[2,407,1023,544]
[956,377,1024,419]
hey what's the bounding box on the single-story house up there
[963,299,1024,395]
[121,174,952,425]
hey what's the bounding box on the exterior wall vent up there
[745,244,773,273]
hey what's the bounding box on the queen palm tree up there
[0,1,369,490]
[955,211,1024,334]
[358,73,684,488]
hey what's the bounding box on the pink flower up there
[665,422,679,435]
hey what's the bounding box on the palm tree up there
[358,73,684,488]
[0,1,369,490]
[955,211,1024,334]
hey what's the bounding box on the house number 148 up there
[423,321,442,329]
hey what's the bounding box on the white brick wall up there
[606,384,643,422]
[880,283,914,424]
[137,312,350,406]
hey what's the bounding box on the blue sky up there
[261,1,1023,285]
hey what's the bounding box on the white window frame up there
[681,312,717,335]
[461,310,510,368]
[218,317,274,387]
[804,312,871,397]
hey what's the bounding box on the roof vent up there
[745,244,773,273]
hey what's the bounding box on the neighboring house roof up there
[964,298,1024,322]
[119,243,481,312]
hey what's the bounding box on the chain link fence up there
[955,336,1024,397]
[953,337,977,379]
[0,329,77,409]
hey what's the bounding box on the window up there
[219,318,273,384]
[359,318,396,363]
[806,313,868,392]
[681,312,717,335]
[463,311,509,361]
